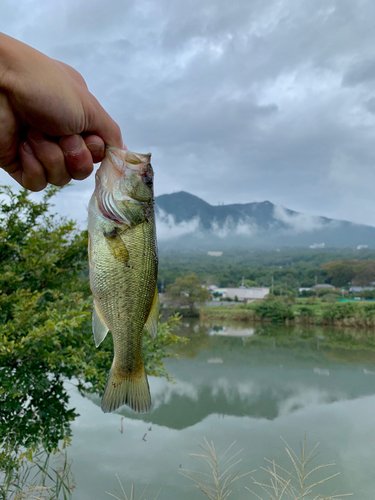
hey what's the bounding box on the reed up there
[180,437,253,500]
[106,475,161,500]
[247,435,352,500]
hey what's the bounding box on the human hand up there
[0,34,123,191]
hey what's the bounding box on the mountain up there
[155,191,375,249]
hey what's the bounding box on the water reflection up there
[209,324,255,337]
[3,319,375,499]
[83,320,375,431]
[73,320,375,500]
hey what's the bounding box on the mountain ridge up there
[155,191,375,249]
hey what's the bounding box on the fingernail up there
[86,142,104,155]
[22,141,33,154]
[61,135,82,154]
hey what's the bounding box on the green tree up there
[352,261,375,286]
[236,279,259,287]
[0,185,182,477]
[322,261,357,287]
[166,274,211,314]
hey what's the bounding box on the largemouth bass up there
[88,146,158,414]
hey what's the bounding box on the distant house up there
[213,286,270,302]
[300,284,336,293]
[349,286,374,293]
[311,284,336,290]
[207,251,223,257]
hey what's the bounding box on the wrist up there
[0,33,15,90]
[0,33,45,93]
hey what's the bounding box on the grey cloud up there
[342,58,375,87]
[364,97,375,114]
[2,0,375,228]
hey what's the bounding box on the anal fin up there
[144,285,159,339]
[93,301,109,347]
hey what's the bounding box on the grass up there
[179,435,349,500]
[3,434,349,500]
[0,447,75,500]
[247,435,351,500]
[106,475,161,500]
[180,437,254,499]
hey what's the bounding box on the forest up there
[158,248,375,292]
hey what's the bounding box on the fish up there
[88,146,158,414]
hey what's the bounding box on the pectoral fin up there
[104,228,129,264]
[93,301,109,347]
[88,233,93,269]
[144,285,159,339]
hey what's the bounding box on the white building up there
[214,286,270,302]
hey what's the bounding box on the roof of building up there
[311,284,335,289]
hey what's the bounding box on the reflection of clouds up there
[150,378,199,409]
[68,383,375,500]
[313,367,330,376]
[210,377,261,402]
[278,386,340,417]
[151,376,261,405]
[149,363,372,423]
[237,381,261,400]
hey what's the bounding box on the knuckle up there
[52,175,72,187]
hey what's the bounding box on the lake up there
[68,320,375,499]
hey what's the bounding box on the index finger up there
[84,93,123,149]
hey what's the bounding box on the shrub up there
[321,293,339,303]
[253,300,295,323]
[322,302,357,322]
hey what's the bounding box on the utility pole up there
[315,275,318,286]
[271,275,274,294]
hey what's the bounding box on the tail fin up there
[101,363,151,414]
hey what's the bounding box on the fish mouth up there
[107,147,151,173]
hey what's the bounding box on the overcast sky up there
[1,0,375,227]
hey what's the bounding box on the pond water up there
[65,320,375,499]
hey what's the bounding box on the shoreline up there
[199,301,375,328]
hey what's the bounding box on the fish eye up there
[142,164,153,188]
